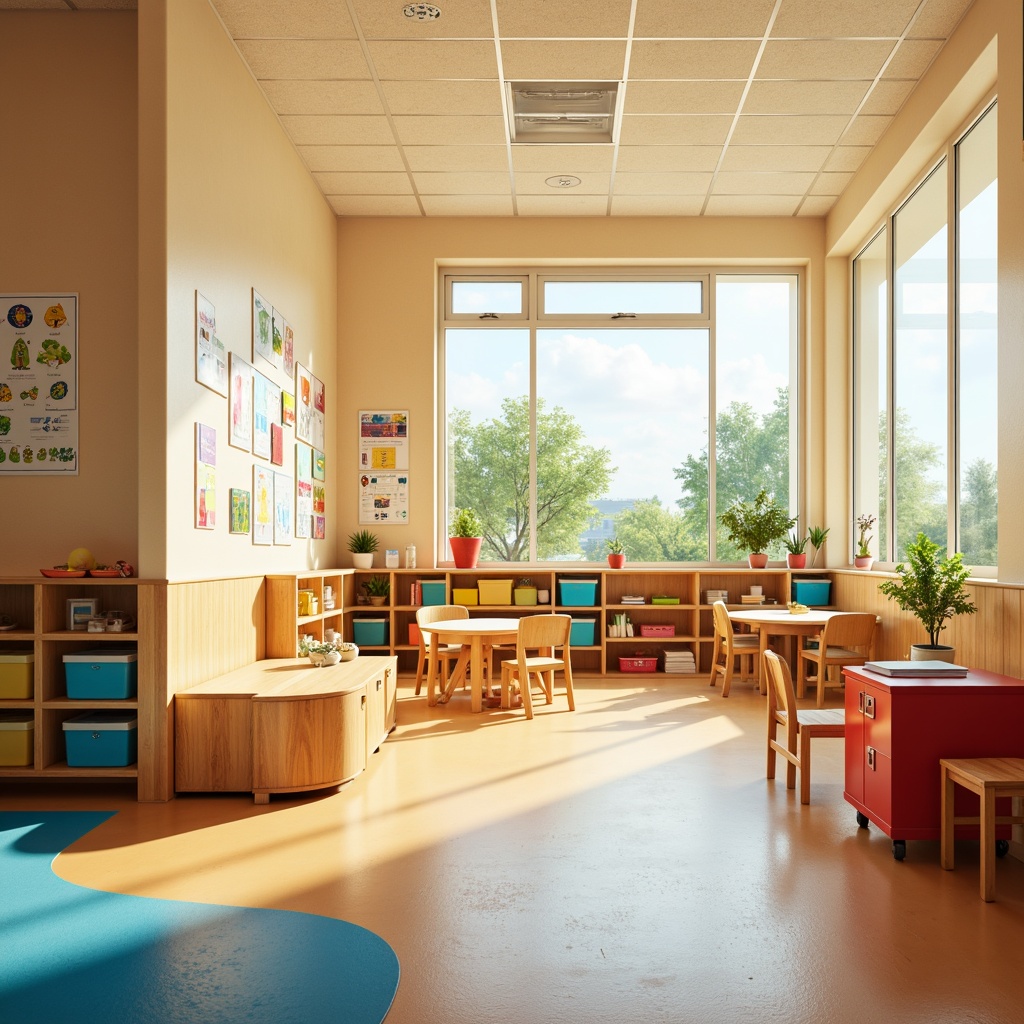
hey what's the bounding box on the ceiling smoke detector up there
[402,3,441,20]
[545,175,582,188]
[506,81,619,144]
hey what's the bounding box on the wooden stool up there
[940,757,1024,902]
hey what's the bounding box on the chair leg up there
[563,661,575,712]
[708,636,722,687]
[721,648,735,697]
[816,663,826,708]
[520,670,535,719]
[414,649,426,695]
[799,729,812,804]
[767,726,777,779]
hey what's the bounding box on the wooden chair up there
[500,614,575,720]
[414,605,469,696]
[708,600,759,697]
[764,650,845,805]
[797,612,876,707]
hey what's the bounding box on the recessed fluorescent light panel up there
[506,81,619,144]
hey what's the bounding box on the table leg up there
[426,633,440,706]
[470,638,484,712]
[758,632,769,694]
[940,764,955,871]
[441,648,470,703]
[981,786,996,902]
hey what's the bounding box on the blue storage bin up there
[558,579,599,607]
[791,579,831,606]
[420,580,447,606]
[569,618,596,646]
[353,618,388,646]
[63,712,138,767]
[63,649,138,699]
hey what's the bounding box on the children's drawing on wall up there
[252,370,279,460]
[274,472,292,544]
[295,442,312,539]
[229,488,251,535]
[282,391,295,427]
[228,353,253,452]
[252,289,275,370]
[195,291,227,396]
[271,423,284,466]
[312,448,325,481]
[253,464,273,545]
[194,422,216,530]
[272,308,291,377]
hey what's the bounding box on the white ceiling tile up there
[757,40,894,80]
[413,172,512,194]
[406,146,510,172]
[392,115,507,145]
[809,171,854,195]
[884,39,943,78]
[633,0,777,38]
[613,171,712,195]
[496,0,632,38]
[235,39,369,79]
[279,115,395,146]
[823,147,871,172]
[610,196,705,216]
[352,0,495,39]
[630,40,759,79]
[260,80,383,116]
[615,146,722,172]
[624,81,746,115]
[744,80,871,116]
[797,196,838,216]
[327,196,422,216]
[313,172,413,195]
[515,172,611,194]
[515,195,610,216]
[382,80,504,116]
[367,40,498,80]
[704,195,801,216]
[859,79,916,116]
[512,146,615,173]
[730,115,850,146]
[619,115,733,146]
[297,146,407,172]
[713,171,815,195]
[212,0,356,39]
[420,196,517,216]
[720,145,830,172]
[499,40,627,80]
[771,0,922,38]
[908,0,975,38]
[840,115,893,146]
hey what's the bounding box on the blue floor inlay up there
[0,812,399,1024]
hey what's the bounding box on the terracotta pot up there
[449,536,482,568]
[368,595,387,606]
[786,552,807,569]
[854,555,873,570]
[607,553,626,569]
[747,553,768,569]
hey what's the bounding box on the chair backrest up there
[517,613,572,658]
[763,649,796,719]
[415,604,470,628]
[820,612,876,650]
[712,600,732,642]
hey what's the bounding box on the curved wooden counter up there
[175,656,396,803]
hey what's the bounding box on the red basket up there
[619,656,659,673]
[639,624,675,637]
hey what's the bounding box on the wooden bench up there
[940,757,1024,901]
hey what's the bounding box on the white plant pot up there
[910,644,955,662]
[352,553,374,569]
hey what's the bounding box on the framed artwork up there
[283,319,294,378]
[252,289,275,370]
[295,442,312,540]
[229,488,251,535]
[252,370,273,459]
[271,424,284,466]
[312,448,325,481]
[195,292,227,396]
[274,472,292,545]
[228,353,253,452]
[253,464,274,545]
[273,308,291,377]
[282,391,295,427]
[194,423,216,529]
[295,362,325,449]
[313,515,326,540]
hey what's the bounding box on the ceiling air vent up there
[506,81,619,144]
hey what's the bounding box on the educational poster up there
[295,362,325,449]
[0,293,79,474]
[295,442,312,539]
[228,353,253,452]
[195,292,227,396]
[252,289,275,370]
[229,488,251,535]
[358,471,409,524]
[274,472,292,545]
[359,410,408,470]
[253,464,273,545]
[252,370,273,459]
[194,422,216,529]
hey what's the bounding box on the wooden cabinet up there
[265,569,348,658]
[0,576,163,795]
[843,665,1024,860]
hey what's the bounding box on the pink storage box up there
[619,656,659,673]
[640,624,675,637]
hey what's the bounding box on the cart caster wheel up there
[856,812,870,829]
[996,839,1010,858]
[892,840,906,861]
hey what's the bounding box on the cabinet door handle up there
[361,694,366,709]
[376,678,382,691]
[864,694,876,719]
[867,747,876,771]
[858,690,864,714]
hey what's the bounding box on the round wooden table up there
[420,617,521,712]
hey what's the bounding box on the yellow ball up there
[67,547,96,570]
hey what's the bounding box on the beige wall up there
[0,13,138,576]
[336,216,828,566]
[138,0,338,582]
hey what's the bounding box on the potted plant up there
[878,532,976,661]
[607,538,626,569]
[299,638,341,667]
[784,530,808,569]
[514,577,538,606]
[854,514,876,568]
[717,489,797,568]
[347,529,379,570]
[808,525,829,568]
[361,574,391,607]
[449,507,483,568]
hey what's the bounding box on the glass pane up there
[893,160,948,559]
[544,280,703,315]
[536,328,709,561]
[853,229,889,561]
[450,281,522,315]
[713,277,796,561]
[957,104,997,568]
[445,328,530,561]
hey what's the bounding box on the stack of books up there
[740,594,765,604]
[620,594,646,605]
[664,649,696,674]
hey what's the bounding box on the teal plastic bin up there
[569,618,596,646]
[791,579,831,606]
[420,580,447,606]
[559,579,598,607]
[353,618,388,645]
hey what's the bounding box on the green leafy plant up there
[347,529,379,554]
[717,489,797,554]
[807,525,829,566]
[607,538,625,555]
[877,532,976,647]
[856,513,876,558]
[361,574,391,598]
[299,638,338,656]
[784,530,808,554]
[449,507,482,538]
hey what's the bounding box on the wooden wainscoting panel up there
[175,694,253,792]
[137,581,171,802]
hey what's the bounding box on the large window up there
[442,271,800,564]
[853,101,997,571]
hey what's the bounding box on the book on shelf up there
[620,595,646,604]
